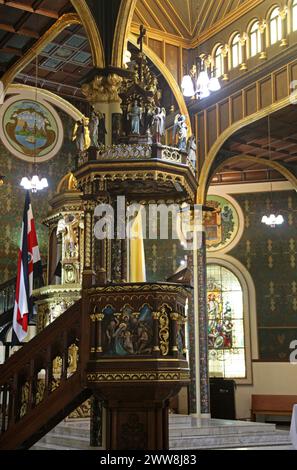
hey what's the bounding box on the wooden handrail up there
[0,299,89,449]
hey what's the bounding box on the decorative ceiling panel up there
[134,0,257,40]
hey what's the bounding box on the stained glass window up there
[207,264,246,379]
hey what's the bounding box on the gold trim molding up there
[112,0,138,67]
[132,0,265,48]
[87,371,190,383]
[70,0,105,68]
[197,95,296,204]
[212,155,297,192]
[1,13,81,92]
[7,84,85,122]
[191,0,265,47]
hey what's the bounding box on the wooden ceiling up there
[0,0,74,73]
[133,0,251,41]
[0,1,94,101]
[211,106,297,185]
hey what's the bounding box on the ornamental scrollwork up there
[159,306,170,356]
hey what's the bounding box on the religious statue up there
[173,114,188,151]
[187,135,197,172]
[57,214,83,259]
[89,111,99,148]
[72,118,90,152]
[151,107,166,144]
[128,100,142,134]
[89,110,107,148]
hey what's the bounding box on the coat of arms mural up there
[205,195,241,252]
[0,93,63,162]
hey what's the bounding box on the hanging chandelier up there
[181,55,221,100]
[20,55,48,193]
[261,114,284,228]
[20,175,48,193]
[261,214,284,227]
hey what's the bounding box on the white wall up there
[236,362,297,419]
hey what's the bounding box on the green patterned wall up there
[0,111,75,283]
[230,191,297,361]
[144,191,297,361]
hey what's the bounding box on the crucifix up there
[137,25,146,53]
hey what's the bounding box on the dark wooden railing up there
[0,282,190,450]
[0,299,91,450]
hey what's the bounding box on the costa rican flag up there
[13,191,43,343]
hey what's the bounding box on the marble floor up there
[31,415,294,450]
[169,415,293,450]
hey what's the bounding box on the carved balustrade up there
[78,143,195,176]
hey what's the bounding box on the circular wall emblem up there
[205,194,243,253]
[0,93,63,162]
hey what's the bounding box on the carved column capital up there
[239,33,247,46]
[258,19,267,34]
[81,74,123,106]
[221,45,229,58]
[279,6,288,21]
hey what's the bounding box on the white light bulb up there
[208,76,221,92]
[41,178,48,188]
[197,71,210,88]
[181,75,195,97]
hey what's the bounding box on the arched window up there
[231,34,241,68]
[249,21,261,56]
[214,45,223,78]
[269,7,281,44]
[207,264,246,379]
[293,0,297,31]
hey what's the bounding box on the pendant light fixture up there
[20,55,48,193]
[181,50,221,100]
[261,114,284,227]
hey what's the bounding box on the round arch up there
[246,18,260,59]
[206,254,258,383]
[70,0,105,68]
[197,95,294,203]
[112,0,138,67]
[207,154,297,197]
[1,13,81,92]
[228,31,241,69]
[7,84,86,122]
[128,34,192,136]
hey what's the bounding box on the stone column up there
[221,45,229,81]
[280,7,288,48]
[259,20,267,60]
[239,34,248,71]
